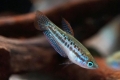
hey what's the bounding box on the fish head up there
[85,58,98,69]
[75,52,98,69]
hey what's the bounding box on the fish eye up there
[87,61,93,67]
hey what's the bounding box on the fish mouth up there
[91,64,99,69]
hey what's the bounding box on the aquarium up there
[0,0,120,80]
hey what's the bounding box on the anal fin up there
[43,31,67,57]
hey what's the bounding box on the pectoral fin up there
[59,60,73,69]
[62,18,74,36]
[59,60,73,65]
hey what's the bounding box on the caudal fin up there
[34,11,50,31]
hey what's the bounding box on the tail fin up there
[34,11,50,31]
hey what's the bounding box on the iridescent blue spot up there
[87,61,93,67]
[76,58,82,63]
[111,61,119,68]
[85,56,88,60]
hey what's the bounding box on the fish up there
[106,51,120,70]
[35,11,98,69]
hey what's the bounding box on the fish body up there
[106,51,120,70]
[35,11,98,69]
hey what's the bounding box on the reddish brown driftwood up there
[0,0,118,38]
[0,0,120,80]
[0,47,10,80]
[0,35,57,80]
[1,35,120,80]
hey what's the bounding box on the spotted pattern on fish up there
[43,30,67,57]
[48,24,88,62]
[35,11,98,69]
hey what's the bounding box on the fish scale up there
[43,30,67,57]
[35,11,98,69]
[48,25,87,62]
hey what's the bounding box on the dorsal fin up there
[62,18,74,36]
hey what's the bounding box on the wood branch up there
[0,35,55,70]
[0,35,58,80]
[0,47,10,80]
[0,0,120,80]
[0,0,119,38]
[1,35,120,80]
